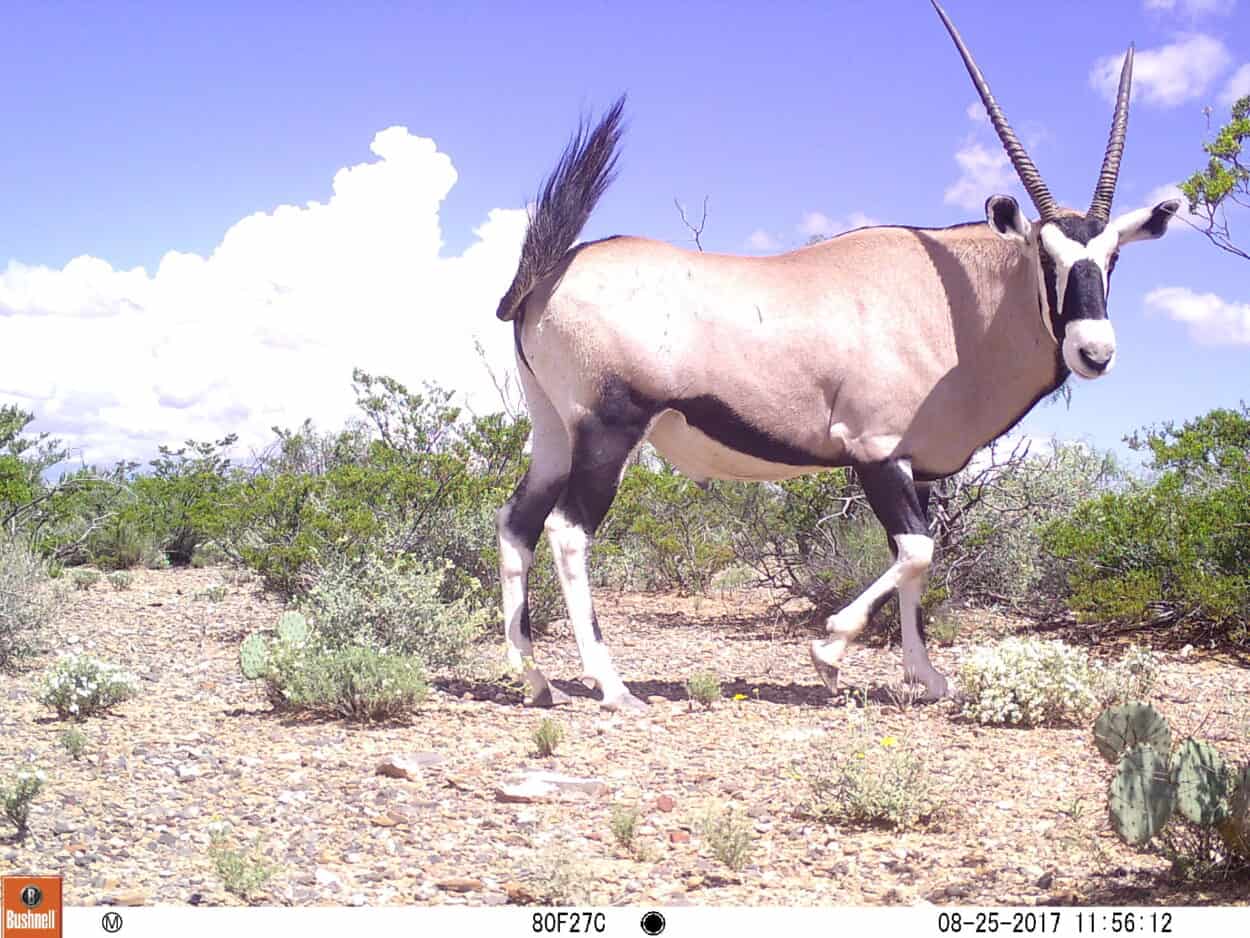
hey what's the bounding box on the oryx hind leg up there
[544,382,653,713]
[809,459,949,700]
[497,369,571,707]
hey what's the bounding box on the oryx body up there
[494,1,1180,712]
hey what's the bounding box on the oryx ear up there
[985,195,1030,243]
[1113,199,1181,245]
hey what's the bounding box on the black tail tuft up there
[496,96,626,321]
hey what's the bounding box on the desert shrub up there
[37,654,139,720]
[1046,406,1250,645]
[532,718,564,757]
[958,638,1158,727]
[298,551,485,668]
[84,517,149,570]
[0,537,59,668]
[59,727,87,760]
[0,766,45,834]
[107,571,133,591]
[208,827,276,902]
[795,704,944,830]
[698,802,754,871]
[250,628,427,722]
[196,585,228,603]
[610,803,641,851]
[716,469,890,618]
[597,458,734,593]
[927,438,1118,612]
[70,569,100,591]
[686,671,723,709]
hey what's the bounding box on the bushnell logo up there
[2,876,62,938]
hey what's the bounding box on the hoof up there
[600,691,648,714]
[808,641,840,695]
[903,669,951,700]
[526,685,573,708]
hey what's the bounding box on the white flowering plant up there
[958,637,1158,727]
[37,653,139,721]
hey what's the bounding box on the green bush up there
[261,640,428,722]
[598,458,734,593]
[107,571,133,591]
[698,802,754,871]
[59,727,87,760]
[532,717,564,757]
[686,671,723,709]
[0,766,45,834]
[208,828,276,902]
[1045,406,1250,645]
[0,538,59,669]
[37,654,139,720]
[298,551,485,667]
[70,569,100,591]
[795,704,944,830]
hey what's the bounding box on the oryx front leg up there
[809,459,950,699]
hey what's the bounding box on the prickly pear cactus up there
[1109,743,1174,845]
[1173,739,1230,827]
[277,611,309,645]
[1094,702,1171,764]
[1219,763,1250,859]
[239,633,269,680]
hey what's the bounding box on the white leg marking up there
[497,507,564,704]
[810,534,936,693]
[544,509,642,711]
[899,573,949,700]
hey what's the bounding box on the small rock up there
[349,893,366,907]
[656,795,675,812]
[437,878,483,893]
[482,892,509,906]
[1036,872,1055,890]
[315,868,345,892]
[504,880,540,904]
[158,832,177,847]
[685,875,704,889]
[176,764,200,781]
[103,891,147,907]
[668,830,690,844]
[376,753,443,780]
[496,771,609,803]
[53,819,78,835]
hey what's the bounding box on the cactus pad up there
[1173,739,1230,827]
[1109,743,1174,846]
[1094,702,1171,764]
[239,633,269,680]
[277,611,309,645]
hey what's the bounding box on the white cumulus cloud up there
[1090,35,1232,108]
[1221,64,1250,105]
[745,229,781,251]
[1143,0,1235,16]
[797,211,880,238]
[0,127,529,469]
[944,139,1017,212]
[1145,286,1250,344]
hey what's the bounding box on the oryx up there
[493,0,1180,712]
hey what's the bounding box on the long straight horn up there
[931,0,1059,222]
[1089,45,1134,223]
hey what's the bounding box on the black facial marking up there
[1062,260,1107,323]
[670,395,838,468]
[1051,214,1107,245]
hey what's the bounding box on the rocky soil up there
[1,567,1248,907]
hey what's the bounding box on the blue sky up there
[1,0,1246,472]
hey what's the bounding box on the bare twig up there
[675,195,709,252]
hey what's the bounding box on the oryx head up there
[933,1,1180,380]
